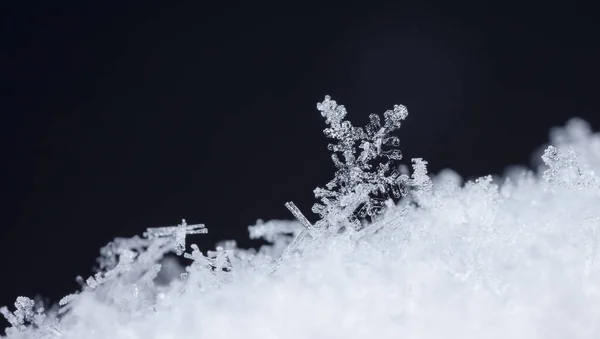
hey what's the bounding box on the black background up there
[1,1,599,310]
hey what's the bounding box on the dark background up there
[1,0,599,309]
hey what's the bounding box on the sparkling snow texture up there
[3,97,600,338]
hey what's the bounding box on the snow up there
[3,98,600,338]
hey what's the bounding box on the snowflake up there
[287,96,410,233]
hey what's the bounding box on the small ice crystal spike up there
[285,201,313,230]
[411,158,432,191]
[86,277,98,289]
[132,284,139,299]
[58,294,78,307]
[144,219,207,256]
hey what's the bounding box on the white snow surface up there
[3,98,600,338]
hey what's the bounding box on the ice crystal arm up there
[284,201,313,230]
[58,294,78,307]
[144,219,207,256]
[411,158,432,192]
[248,219,302,241]
[184,244,208,264]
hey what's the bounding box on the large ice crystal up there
[3,97,600,339]
[309,95,410,232]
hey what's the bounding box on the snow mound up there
[3,98,600,338]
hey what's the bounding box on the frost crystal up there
[58,295,77,307]
[0,297,61,337]
[307,96,409,231]
[284,202,313,231]
[0,297,35,332]
[144,219,207,255]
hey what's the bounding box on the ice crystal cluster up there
[3,97,600,338]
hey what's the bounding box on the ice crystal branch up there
[144,219,207,256]
[0,297,61,337]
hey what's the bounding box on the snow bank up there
[3,97,600,338]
